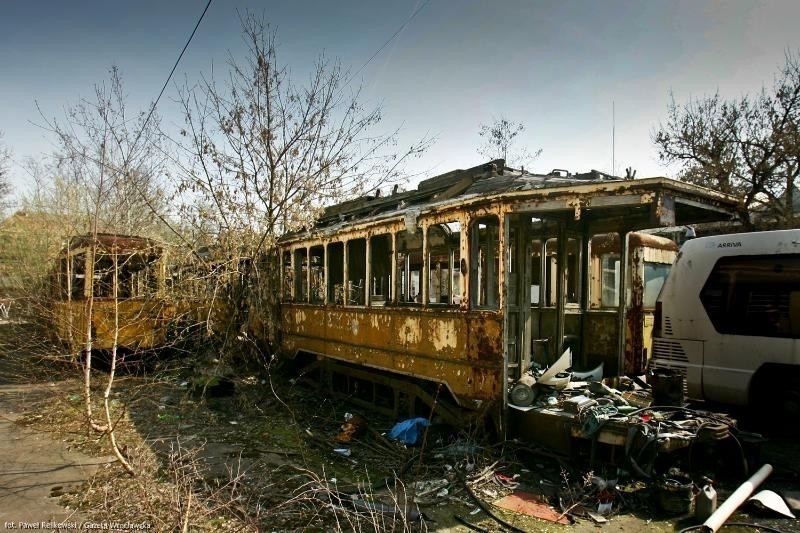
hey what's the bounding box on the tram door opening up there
[522,221,584,372]
[504,216,532,383]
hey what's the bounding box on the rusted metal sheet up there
[626,240,646,375]
[583,312,620,374]
[282,303,504,405]
[54,299,174,351]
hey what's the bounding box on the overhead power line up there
[133,0,213,152]
[346,0,432,86]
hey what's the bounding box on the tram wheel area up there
[289,352,497,436]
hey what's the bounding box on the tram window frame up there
[327,242,344,305]
[530,239,542,305]
[470,216,500,310]
[599,253,621,308]
[92,254,116,299]
[58,257,70,300]
[588,232,622,310]
[643,261,670,309]
[281,250,293,301]
[309,245,325,304]
[115,253,160,299]
[346,238,367,306]
[541,236,581,308]
[544,238,557,307]
[369,234,392,306]
[293,248,308,302]
[427,222,462,306]
[565,237,581,306]
[396,229,423,305]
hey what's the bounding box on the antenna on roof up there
[612,100,616,177]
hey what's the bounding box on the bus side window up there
[700,254,800,338]
[791,291,800,337]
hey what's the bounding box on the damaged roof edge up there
[279,161,741,244]
[64,233,163,254]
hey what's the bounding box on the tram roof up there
[60,233,163,255]
[281,159,740,242]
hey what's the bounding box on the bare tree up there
[33,66,173,474]
[37,67,169,237]
[172,12,430,350]
[653,52,800,230]
[477,116,541,168]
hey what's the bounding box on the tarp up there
[388,417,430,445]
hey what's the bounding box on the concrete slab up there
[0,384,115,531]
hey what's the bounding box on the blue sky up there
[2,0,800,199]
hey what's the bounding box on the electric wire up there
[132,0,213,152]
[345,0,432,86]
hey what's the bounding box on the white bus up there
[651,229,800,410]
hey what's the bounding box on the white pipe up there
[702,464,773,532]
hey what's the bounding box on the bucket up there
[650,368,685,407]
[657,474,694,515]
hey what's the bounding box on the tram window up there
[310,246,325,304]
[643,262,670,308]
[565,237,580,305]
[117,254,158,298]
[530,239,542,304]
[471,216,500,309]
[327,242,344,304]
[370,234,392,305]
[347,239,367,305]
[589,233,621,309]
[396,229,423,304]
[600,254,620,308]
[542,237,581,306]
[92,255,115,298]
[73,254,89,299]
[294,248,308,302]
[544,239,557,307]
[427,222,461,306]
[59,258,69,300]
[282,250,293,301]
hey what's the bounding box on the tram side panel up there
[281,303,504,406]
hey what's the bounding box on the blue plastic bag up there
[388,417,430,446]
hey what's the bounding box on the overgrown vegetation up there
[653,51,800,230]
[0,11,431,528]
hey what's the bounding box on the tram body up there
[51,234,174,352]
[277,160,737,428]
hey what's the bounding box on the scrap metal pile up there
[509,349,737,472]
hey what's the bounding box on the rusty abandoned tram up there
[51,234,172,352]
[278,160,739,433]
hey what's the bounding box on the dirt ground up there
[1,322,798,532]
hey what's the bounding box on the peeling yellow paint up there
[431,319,457,351]
[398,317,421,345]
